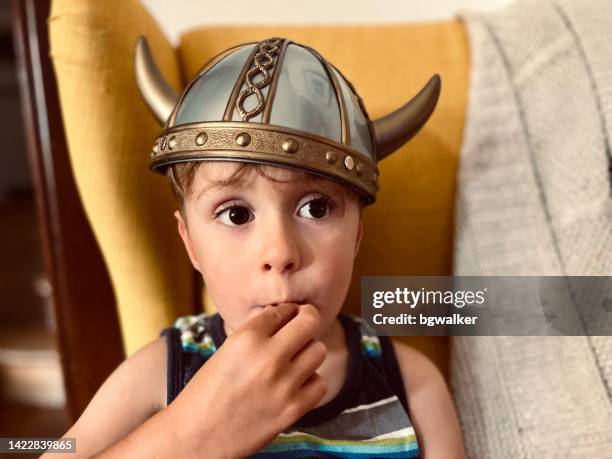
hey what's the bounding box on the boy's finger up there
[298,372,327,412]
[241,302,299,337]
[289,340,327,388]
[273,304,321,360]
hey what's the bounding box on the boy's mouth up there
[265,299,307,307]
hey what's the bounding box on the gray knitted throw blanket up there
[451,0,612,457]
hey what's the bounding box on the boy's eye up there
[214,196,336,226]
[216,205,252,226]
[298,197,336,220]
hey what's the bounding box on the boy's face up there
[175,161,364,339]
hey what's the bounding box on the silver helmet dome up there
[134,36,441,205]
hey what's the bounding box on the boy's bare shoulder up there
[390,340,466,458]
[45,336,168,458]
[390,340,446,390]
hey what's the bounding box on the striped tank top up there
[161,312,421,458]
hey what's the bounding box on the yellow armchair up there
[45,0,468,419]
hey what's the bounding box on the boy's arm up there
[40,304,327,459]
[40,336,168,459]
[392,340,466,459]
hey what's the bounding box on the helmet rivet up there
[344,155,354,171]
[356,162,364,177]
[168,136,177,150]
[235,132,251,147]
[195,132,208,146]
[282,138,298,154]
[325,151,337,164]
[372,172,378,183]
[152,142,160,154]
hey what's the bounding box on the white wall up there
[142,0,514,45]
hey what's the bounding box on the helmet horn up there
[373,74,441,160]
[134,36,179,125]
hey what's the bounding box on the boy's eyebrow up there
[196,182,246,201]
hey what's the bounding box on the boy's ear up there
[174,210,201,272]
[354,215,364,258]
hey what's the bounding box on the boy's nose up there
[259,216,301,275]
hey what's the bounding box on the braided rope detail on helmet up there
[236,38,283,121]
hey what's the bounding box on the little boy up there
[47,37,465,458]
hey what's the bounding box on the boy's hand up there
[166,303,327,458]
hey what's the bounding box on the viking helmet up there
[134,36,441,205]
